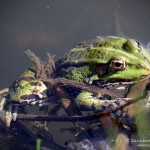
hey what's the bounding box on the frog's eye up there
[110,59,126,71]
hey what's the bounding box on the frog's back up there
[56,36,126,67]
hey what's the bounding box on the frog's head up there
[88,36,150,82]
[58,36,150,83]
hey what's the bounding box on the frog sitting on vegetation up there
[56,36,150,113]
[1,36,150,132]
[55,36,150,149]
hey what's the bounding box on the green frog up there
[55,36,150,149]
[0,36,149,150]
[4,69,51,127]
[56,36,150,113]
[1,36,150,130]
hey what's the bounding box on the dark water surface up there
[0,0,150,88]
[0,0,150,149]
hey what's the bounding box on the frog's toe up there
[5,104,13,128]
[12,106,18,121]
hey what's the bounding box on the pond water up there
[0,0,150,149]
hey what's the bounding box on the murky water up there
[0,0,150,149]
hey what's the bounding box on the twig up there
[44,78,124,98]
[16,93,146,122]
[52,85,82,116]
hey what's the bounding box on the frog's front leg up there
[75,91,124,112]
[75,90,146,131]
